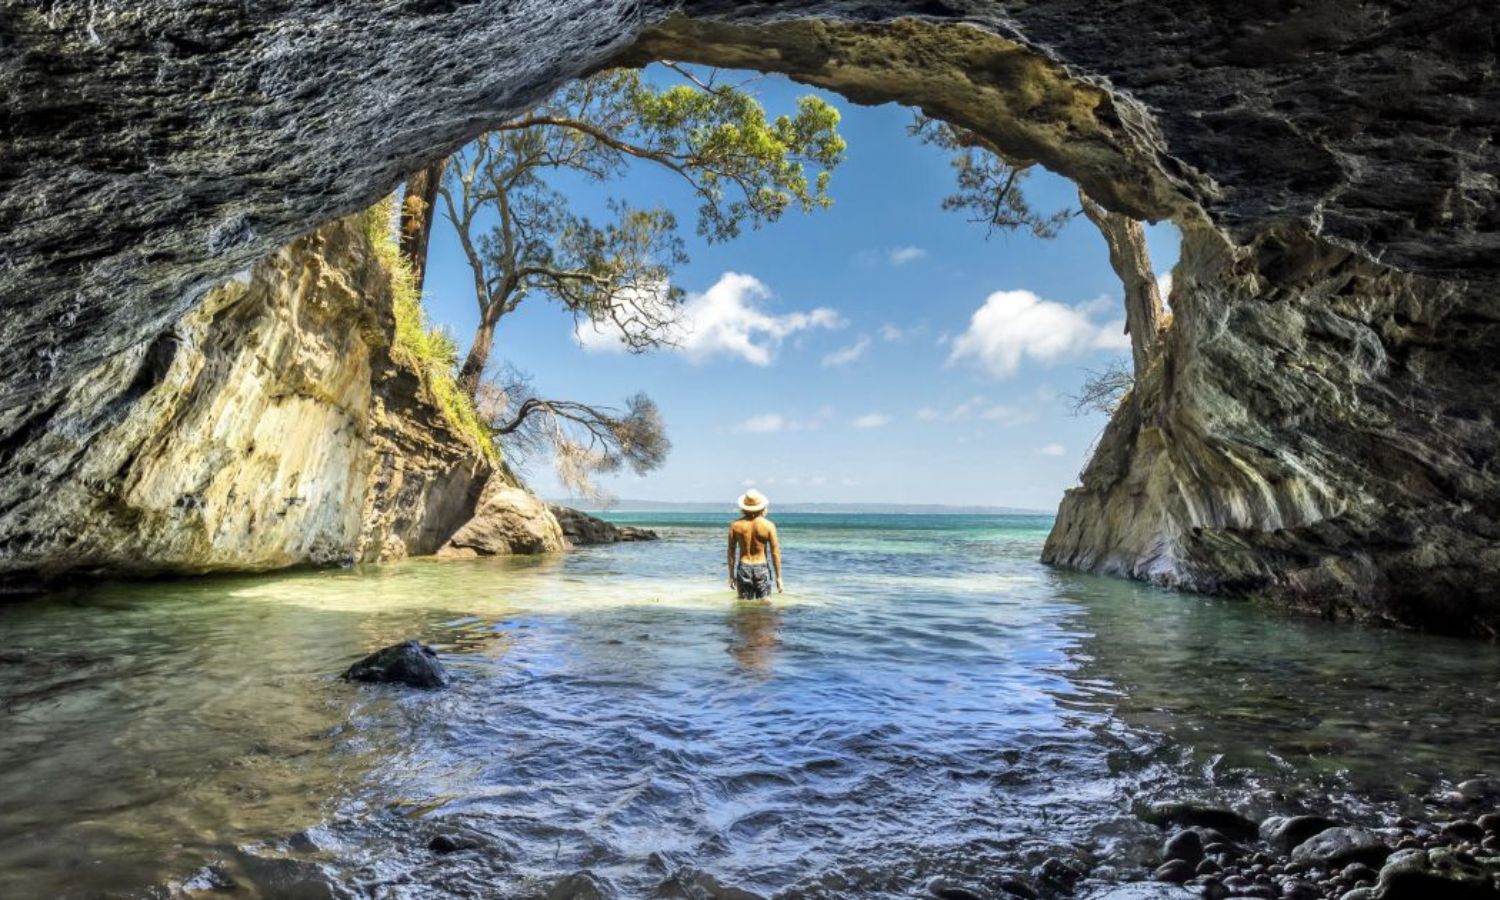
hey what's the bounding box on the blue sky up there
[419,66,1178,510]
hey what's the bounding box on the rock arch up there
[1,2,1496,633]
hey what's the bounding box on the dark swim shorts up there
[735,564,773,599]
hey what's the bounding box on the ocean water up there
[1,512,1498,898]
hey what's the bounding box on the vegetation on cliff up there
[363,198,497,462]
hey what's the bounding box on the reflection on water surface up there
[1,512,1497,898]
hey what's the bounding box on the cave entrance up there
[389,16,1186,512]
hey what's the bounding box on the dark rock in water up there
[1200,878,1229,900]
[1290,827,1391,869]
[234,852,346,900]
[545,870,613,900]
[1339,862,1377,885]
[1457,779,1500,803]
[550,506,659,546]
[1260,815,1342,853]
[341,640,448,688]
[427,833,484,854]
[1139,802,1259,841]
[997,877,1038,899]
[1443,819,1487,842]
[926,879,984,900]
[1153,859,1195,883]
[1037,856,1086,885]
[1338,889,1376,900]
[1164,829,1205,864]
[1375,847,1499,900]
[1477,813,1500,834]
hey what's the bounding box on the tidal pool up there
[1,513,1497,898]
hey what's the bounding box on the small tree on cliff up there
[477,366,670,501]
[427,66,846,395]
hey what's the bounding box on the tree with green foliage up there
[430,66,846,395]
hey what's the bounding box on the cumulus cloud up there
[1038,443,1067,456]
[889,245,927,266]
[948,289,1129,378]
[1156,270,1173,301]
[879,323,905,342]
[577,272,843,366]
[822,335,871,367]
[851,413,891,429]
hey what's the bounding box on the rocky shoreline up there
[922,787,1500,900]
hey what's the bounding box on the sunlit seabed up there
[1,513,1497,898]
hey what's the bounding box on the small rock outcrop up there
[438,482,567,558]
[550,506,660,546]
[342,640,449,688]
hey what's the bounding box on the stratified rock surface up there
[1043,223,1500,638]
[550,507,660,547]
[438,482,567,558]
[0,212,492,585]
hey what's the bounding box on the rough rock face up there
[0,213,490,585]
[550,506,661,546]
[438,481,567,558]
[3,2,1496,419]
[1044,223,1500,638]
[3,2,1499,632]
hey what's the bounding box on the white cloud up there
[822,335,871,367]
[1156,270,1173,300]
[741,479,757,486]
[840,478,858,486]
[915,396,1034,427]
[809,476,827,486]
[878,323,905,342]
[948,289,1129,378]
[577,272,843,366]
[889,245,927,266]
[1038,443,1067,456]
[735,414,786,434]
[851,413,891,429]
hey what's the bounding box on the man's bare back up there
[728,490,783,597]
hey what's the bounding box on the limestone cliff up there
[0,213,496,586]
[1045,224,1500,639]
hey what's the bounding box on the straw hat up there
[737,489,769,513]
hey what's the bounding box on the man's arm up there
[727,526,738,589]
[769,522,784,592]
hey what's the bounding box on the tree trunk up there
[399,159,445,295]
[458,314,497,397]
[1078,189,1165,376]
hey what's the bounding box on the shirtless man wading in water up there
[727,489,783,599]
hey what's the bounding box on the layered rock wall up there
[1044,225,1500,638]
[0,213,491,585]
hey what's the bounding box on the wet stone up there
[1477,814,1500,834]
[1290,827,1392,869]
[1166,830,1206,864]
[1261,815,1343,854]
[1155,859,1196,884]
[1375,847,1500,900]
[1141,803,1259,841]
[998,877,1039,899]
[341,640,449,689]
[1281,878,1320,899]
[1445,820,1488,843]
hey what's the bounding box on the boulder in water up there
[1289,826,1391,868]
[1375,847,1500,900]
[1260,814,1342,853]
[341,640,449,688]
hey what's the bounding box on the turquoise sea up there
[1,511,1498,897]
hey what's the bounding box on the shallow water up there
[1,512,1498,898]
